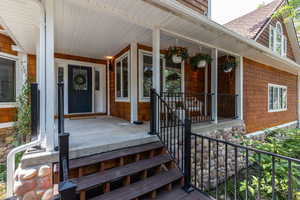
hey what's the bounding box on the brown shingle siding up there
[243,58,297,133]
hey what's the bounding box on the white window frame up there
[0,53,18,107]
[268,83,288,112]
[269,22,287,57]
[115,51,130,102]
[138,50,185,102]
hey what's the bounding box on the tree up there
[274,0,300,42]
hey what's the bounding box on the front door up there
[68,65,92,113]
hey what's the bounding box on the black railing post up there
[58,83,64,134]
[149,88,157,135]
[31,83,39,141]
[59,181,77,200]
[59,132,70,182]
[183,118,193,193]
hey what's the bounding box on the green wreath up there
[74,74,86,86]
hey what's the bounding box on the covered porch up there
[0,0,247,152]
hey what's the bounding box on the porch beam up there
[211,48,218,123]
[235,56,244,120]
[152,27,160,93]
[130,42,138,122]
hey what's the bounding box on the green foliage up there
[15,80,31,140]
[190,54,212,69]
[239,129,300,200]
[273,0,300,21]
[166,46,189,64]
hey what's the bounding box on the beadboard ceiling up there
[1,0,299,73]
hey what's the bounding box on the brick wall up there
[243,58,298,133]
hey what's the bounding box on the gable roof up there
[224,0,284,39]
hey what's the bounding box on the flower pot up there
[197,60,207,68]
[224,67,233,73]
[172,55,183,64]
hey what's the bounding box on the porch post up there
[130,42,138,122]
[211,48,218,123]
[152,27,160,93]
[107,60,110,116]
[235,56,244,120]
[42,0,55,151]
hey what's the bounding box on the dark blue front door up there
[68,65,92,113]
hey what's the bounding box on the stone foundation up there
[191,124,247,189]
[13,163,54,200]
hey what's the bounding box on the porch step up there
[90,168,182,200]
[69,141,163,169]
[73,154,172,192]
[151,187,214,200]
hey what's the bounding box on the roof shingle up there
[224,0,284,39]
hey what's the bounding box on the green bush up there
[240,129,300,199]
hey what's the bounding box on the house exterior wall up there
[256,17,295,61]
[176,0,209,16]
[243,57,298,133]
[109,46,131,121]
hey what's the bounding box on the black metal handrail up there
[189,129,300,200]
[30,83,40,141]
[151,89,300,199]
[54,83,77,200]
[160,92,213,124]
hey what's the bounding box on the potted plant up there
[166,46,189,64]
[190,54,212,69]
[221,56,236,73]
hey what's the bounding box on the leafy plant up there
[190,54,212,69]
[239,129,300,200]
[220,56,236,73]
[166,46,189,64]
[14,80,31,143]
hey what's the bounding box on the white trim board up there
[0,122,14,129]
[246,121,298,137]
[55,58,106,115]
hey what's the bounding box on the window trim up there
[268,83,288,112]
[115,51,130,102]
[269,22,287,57]
[138,50,185,102]
[0,54,17,104]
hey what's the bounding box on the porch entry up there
[68,65,92,113]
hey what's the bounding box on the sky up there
[212,0,274,25]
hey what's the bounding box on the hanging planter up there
[166,46,189,64]
[190,54,212,69]
[221,56,236,73]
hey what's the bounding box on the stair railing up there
[151,88,300,199]
[149,88,193,192]
[54,83,77,200]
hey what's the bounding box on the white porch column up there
[235,56,244,120]
[106,60,110,116]
[152,27,160,93]
[41,0,55,151]
[211,48,218,123]
[130,42,138,122]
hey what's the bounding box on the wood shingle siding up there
[176,0,208,15]
[256,17,295,61]
[0,107,17,123]
[0,33,17,56]
[243,58,297,133]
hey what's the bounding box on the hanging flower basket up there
[190,54,212,69]
[166,46,189,64]
[221,56,236,73]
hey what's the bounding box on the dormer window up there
[269,22,287,56]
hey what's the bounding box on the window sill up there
[115,98,130,103]
[268,108,287,113]
[0,102,16,108]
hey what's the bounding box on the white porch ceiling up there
[1,0,300,73]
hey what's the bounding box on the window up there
[269,22,287,56]
[139,50,184,101]
[0,57,16,102]
[115,52,130,101]
[268,84,287,112]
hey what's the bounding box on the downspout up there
[6,0,45,197]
